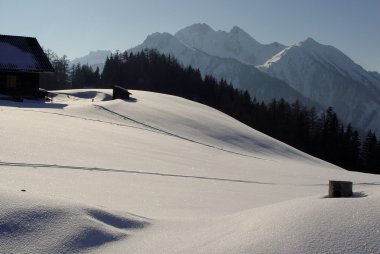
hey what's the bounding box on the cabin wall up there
[0,72,39,97]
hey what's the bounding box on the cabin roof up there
[0,34,54,73]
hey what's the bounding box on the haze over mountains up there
[70,50,111,71]
[71,23,380,134]
[174,23,286,66]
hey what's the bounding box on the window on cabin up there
[6,75,17,88]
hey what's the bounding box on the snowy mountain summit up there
[262,37,380,92]
[258,38,380,133]
[129,27,313,106]
[175,23,286,65]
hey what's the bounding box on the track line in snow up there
[93,105,268,160]
[0,161,273,185]
[1,108,169,135]
[2,160,379,188]
[2,105,268,160]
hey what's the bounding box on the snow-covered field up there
[1,89,379,253]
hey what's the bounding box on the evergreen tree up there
[361,131,378,173]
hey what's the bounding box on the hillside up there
[1,90,379,253]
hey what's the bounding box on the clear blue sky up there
[1,0,379,71]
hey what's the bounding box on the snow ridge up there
[175,23,286,66]
[258,38,380,133]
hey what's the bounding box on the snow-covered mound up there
[0,189,148,254]
[1,89,380,253]
[51,89,113,102]
[121,189,380,254]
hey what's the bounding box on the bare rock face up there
[329,180,353,198]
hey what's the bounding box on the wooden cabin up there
[0,34,54,98]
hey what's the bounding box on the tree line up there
[40,49,102,90]
[42,49,380,174]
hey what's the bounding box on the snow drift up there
[121,190,380,254]
[1,89,379,253]
[0,189,148,254]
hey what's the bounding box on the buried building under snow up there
[0,34,54,98]
[113,85,132,100]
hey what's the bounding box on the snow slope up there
[258,38,380,134]
[1,89,380,253]
[121,190,380,254]
[0,189,148,254]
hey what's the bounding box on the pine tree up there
[361,131,378,173]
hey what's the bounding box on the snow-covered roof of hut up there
[0,34,54,72]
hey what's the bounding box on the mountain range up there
[71,23,380,134]
[174,23,286,66]
[258,38,380,134]
[70,50,111,71]
[128,31,314,106]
